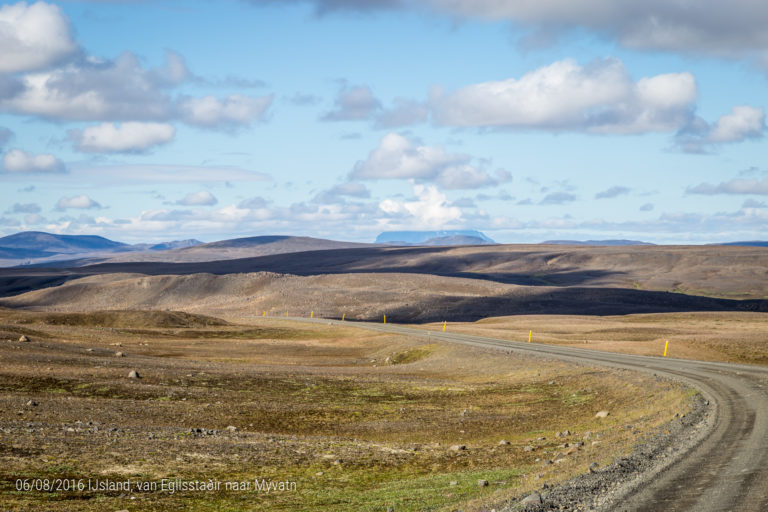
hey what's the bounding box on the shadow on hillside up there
[342,287,768,323]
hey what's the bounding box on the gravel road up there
[296,317,768,512]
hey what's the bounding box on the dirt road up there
[297,318,768,511]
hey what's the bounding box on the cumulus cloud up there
[70,122,175,153]
[0,2,78,73]
[676,106,765,153]
[178,94,273,128]
[431,58,697,134]
[374,98,429,129]
[687,177,768,195]
[379,184,462,228]
[1,50,272,129]
[3,52,178,121]
[351,133,510,189]
[595,186,631,199]
[2,148,65,173]
[640,203,654,212]
[56,194,102,210]
[176,191,218,206]
[322,85,381,121]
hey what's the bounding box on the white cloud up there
[351,133,510,189]
[4,52,177,121]
[322,85,381,121]
[2,148,65,173]
[676,106,765,152]
[1,49,272,129]
[379,184,462,228]
[708,106,764,143]
[687,177,768,196]
[70,122,175,153]
[374,98,429,128]
[178,94,272,128]
[431,58,696,134]
[56,194,102,210]
[0,1,78,73]
[176,191,218,206]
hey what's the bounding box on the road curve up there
[295,317,768,512]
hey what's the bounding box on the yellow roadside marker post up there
[664,340,669,357]
[442,321,447,332]
[528,330,532,343]
[342,313,345,321]
[286,312,288,318]
[263,311,266,317]
[383,314,387,324]
[311,311,314,319]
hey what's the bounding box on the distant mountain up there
[0,231,128,254]
[542,239,654,246]
[0,232,201,267]
[148,239,203,251]
[100,235,373,264]
[376,230,495,245]
[716,241,768,247]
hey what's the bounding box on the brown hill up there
[1,244,766,320]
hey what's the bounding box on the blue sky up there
[0,0,766,244]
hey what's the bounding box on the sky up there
[0,0,766,244]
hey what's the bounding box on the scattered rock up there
[498,439,511,446]
[595,410,610,418]
[449,480,458,486]
[477,479,489,487]
[18,335,29,342]
[523,445,535,452]
[86,348,94,352]
[520,492,543,505]
[315,471,324,476]
[556,430,571,438]
[128,370,140,379]
[26,400,38,407]
[589,462,600,473]
[115,352,125,357]
[450,444,466,452]
[226,425,238,432]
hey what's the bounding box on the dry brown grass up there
[435,311,768,365]
[0,310,692,511]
